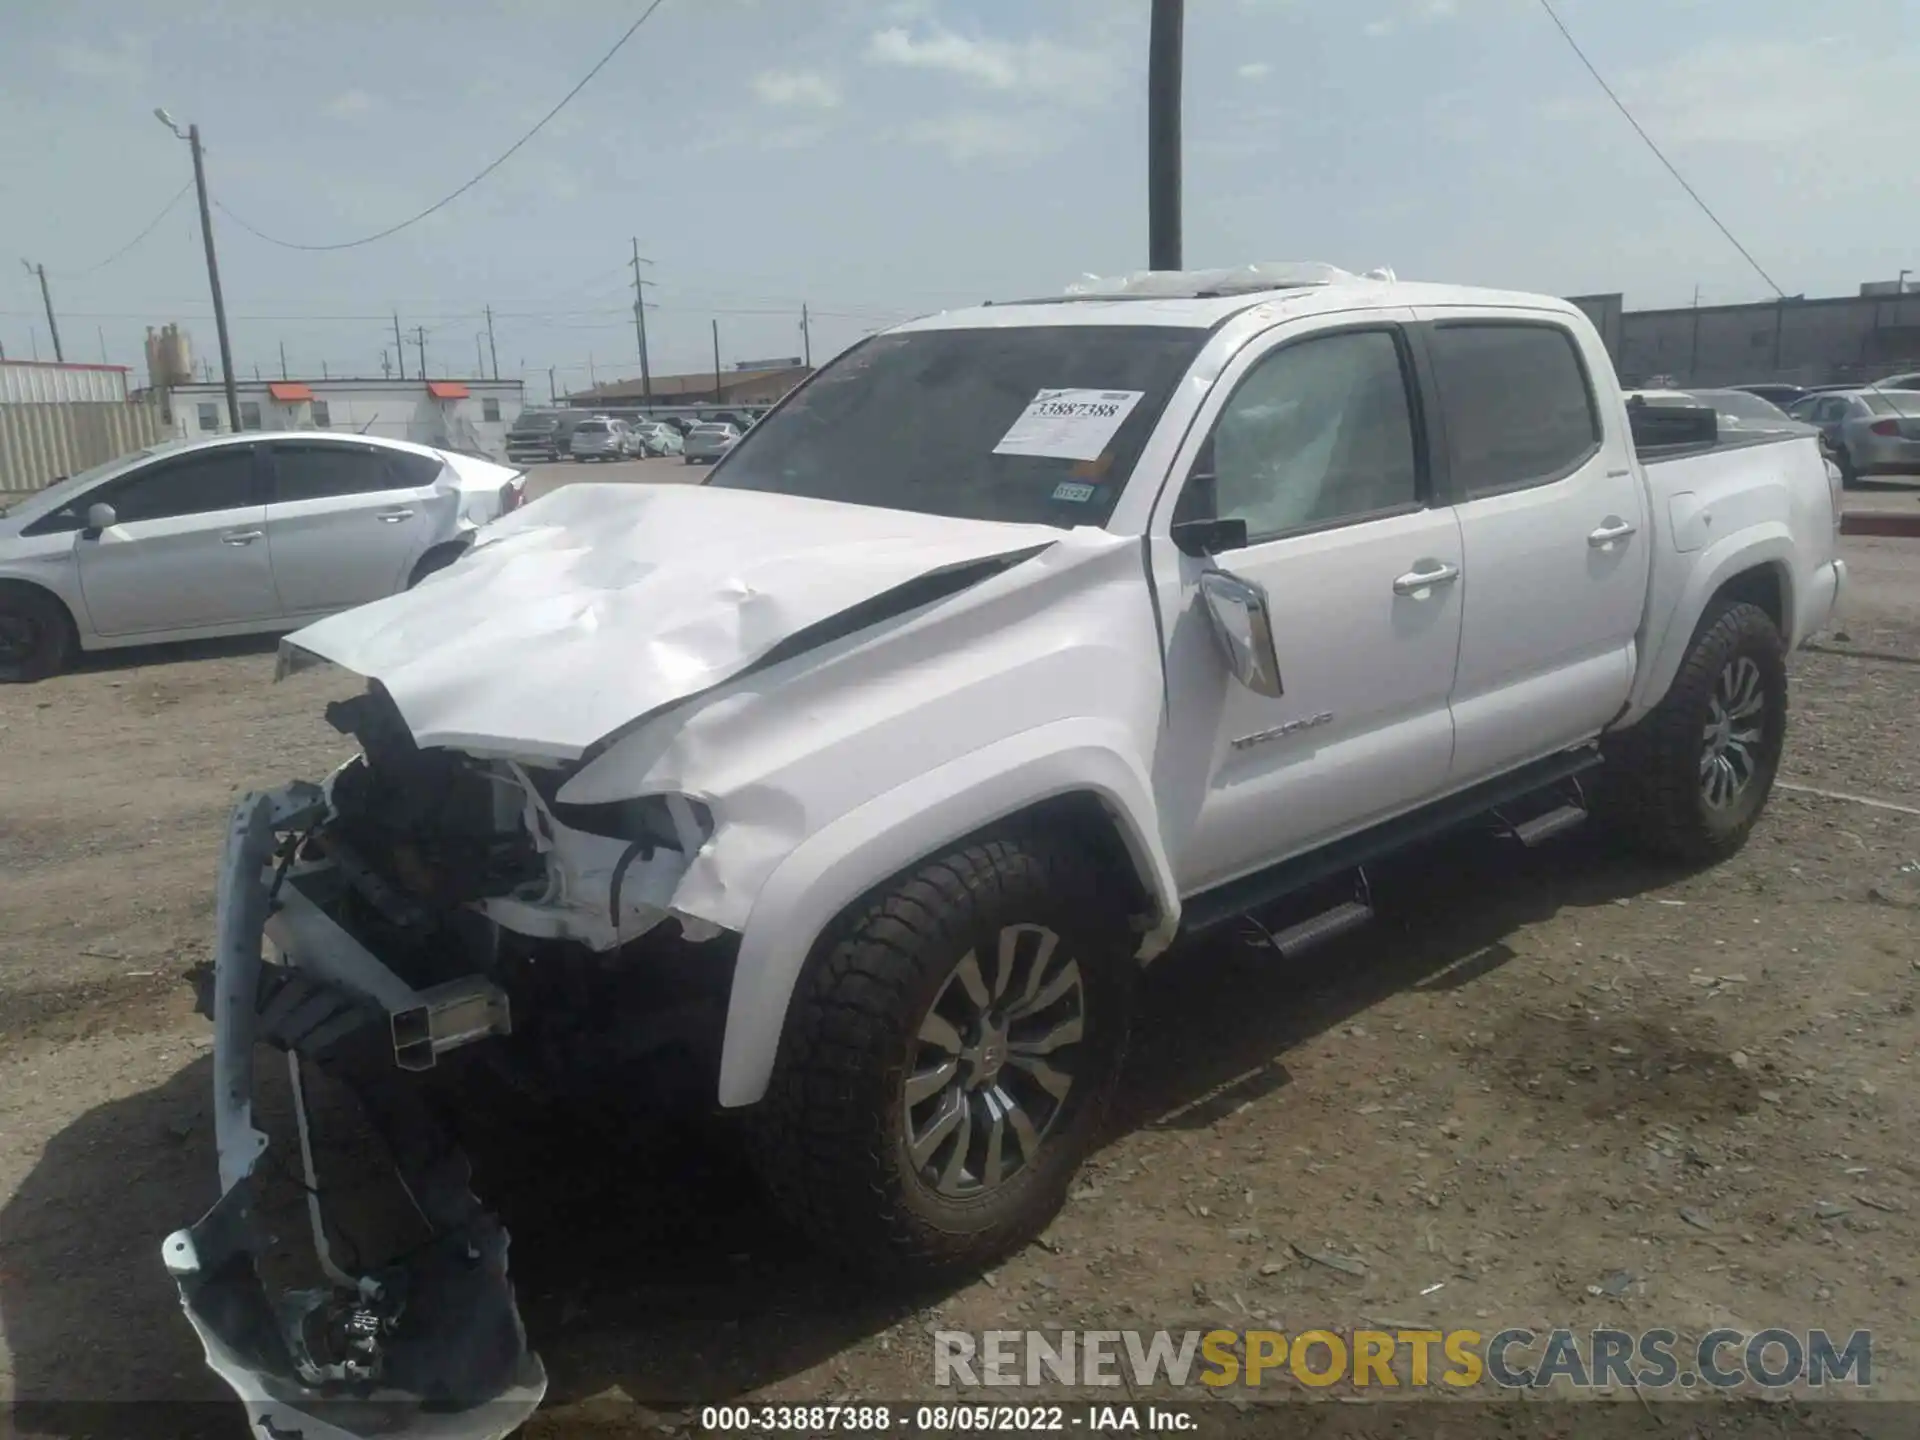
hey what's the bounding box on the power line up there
[212,0,671,252]
[1533,0,1783,299]
[59,182,196,278]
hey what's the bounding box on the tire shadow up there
[0,823,1685,1433]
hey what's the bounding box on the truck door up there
[1151,311,1465,895]
[1415,311,1650,782]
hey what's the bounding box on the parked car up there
[568,416,632,461]
[170,270,1845,1439]
[505,410,590,464]
[1724,382,1809,409]
[1789,388,1920,482]
[0,432,525,682]
[682,421,741,464]
[631,421,684,456]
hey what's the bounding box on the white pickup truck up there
[166,265,1845,1438]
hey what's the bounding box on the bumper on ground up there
[163,786,546,1440]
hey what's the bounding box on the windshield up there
[706,324,1207,527]
[574,421,610,434]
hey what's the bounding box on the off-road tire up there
[0,584,74,683]
[752,833,1133,1281]
[1596,599,1787,865]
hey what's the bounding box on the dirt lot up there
[1,509,1916,1432]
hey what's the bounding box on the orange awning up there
[268,381,314,401]
[425,380,469,399]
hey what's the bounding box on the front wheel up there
[0,584,74,683]
[1596,598,1787,865]
[752,833,1133,1280]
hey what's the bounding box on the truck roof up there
[891,271,1584,336]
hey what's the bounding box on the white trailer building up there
[164,376,525,461]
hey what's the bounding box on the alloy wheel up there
[1700,656,1766,810]
[903,924,1086,1199]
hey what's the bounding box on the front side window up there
[707,325,1207,528]
[1176,328,1422,540]
[107,448,257,522]
[1427,322,1600,495]
[268,443,390,503]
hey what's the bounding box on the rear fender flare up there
[1624,524,1794,725]
[714,719,1177,1108]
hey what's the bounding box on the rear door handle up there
[375,508,415,523]
[1588,518,1637,547]
[1392,561,1460,597]
[222,530,263,546]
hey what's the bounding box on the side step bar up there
[1511,801,1589,848]
[1254,899,1375,958]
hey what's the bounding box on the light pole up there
[1147,0,1184,270]
[155,109,241,432]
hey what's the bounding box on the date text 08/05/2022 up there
[699,1404,1193,1432]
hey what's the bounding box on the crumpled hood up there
[284,482,1064,760]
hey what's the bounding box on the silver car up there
[631,421,684,457]
[1788,388,1920,483]
[568,417,632,462]
[681,422,741,465]
[0,431,525,681]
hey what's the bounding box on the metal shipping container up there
[0,360,132,406]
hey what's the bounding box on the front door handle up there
[1588,518,1637,547]
[375,508,415,523]
[1392,561,1460,597]
[222,530,263,546]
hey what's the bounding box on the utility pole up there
[475,332,486,377]
[393,313,406,380]
[629,239,654,407]
[98,327,108,364]
[801,303,811,368]
[21,262,64,362]
[549,365,557,405]
[381,350,393,379]
[1147,0,1184,270]
[484,304,499,381]
[412,325,427,379]
[280,340,289,380]
[588,352,597,388]
[155,115,241,431]
[322,360,329,379]
[712,319,721,403]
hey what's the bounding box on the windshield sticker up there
[994,389,1146,462]
[1051,481,1097,503]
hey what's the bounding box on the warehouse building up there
[565,359,812,409]
[161,376,526,460]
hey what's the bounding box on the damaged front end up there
[166,687,732,1439]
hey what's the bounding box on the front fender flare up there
[714,719,1177,1109]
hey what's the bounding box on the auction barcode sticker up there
[993,389,1145,462]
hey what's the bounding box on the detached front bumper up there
[164,785,546,1440]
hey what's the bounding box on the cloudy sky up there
[3,0,1914,397]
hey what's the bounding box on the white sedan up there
[0,431,526,681]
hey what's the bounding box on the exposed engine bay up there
[165,684,739,1440]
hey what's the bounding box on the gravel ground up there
[0,520,1915,1431]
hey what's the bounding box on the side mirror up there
[1171,516,1248,557]
[1198,569,1284,698]
[83,501,117,537]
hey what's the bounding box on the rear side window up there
[385,450,445,487]
[268,443,392,502]
[108,448,257,521]
[1428,323,1600,495]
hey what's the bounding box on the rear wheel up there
[0,584,75,683]
[1597,599,1787,865]
[752,833,1132,1279]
